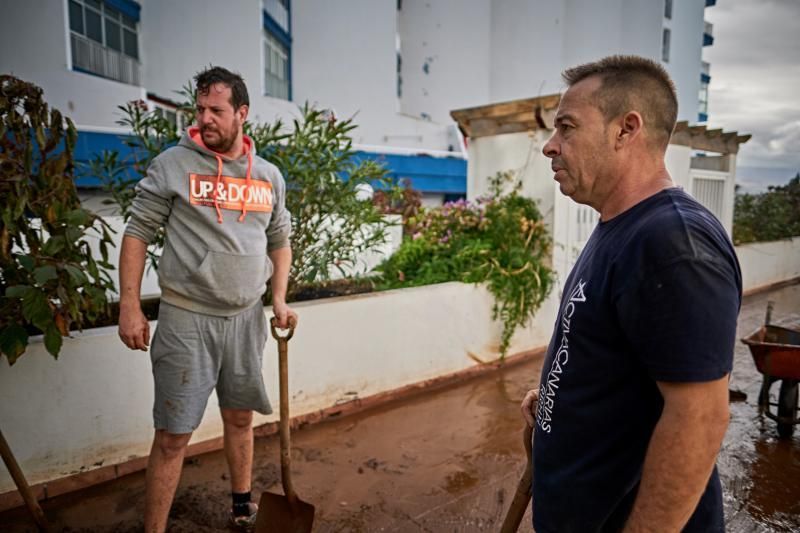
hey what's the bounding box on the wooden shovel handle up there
[499,423,534,533]
[271,317,298,504]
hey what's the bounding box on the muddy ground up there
[2,283,798,532]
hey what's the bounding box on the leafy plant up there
[83,91,399,295]
[0,75,116,364]
[83,87,195,270]
[373,179,422,235]
[248,105,399,292]
[733,174,800,245]
[378,171,554,356]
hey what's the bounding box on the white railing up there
[71,33,140,86]
[692,175,726,223]
[704,21,714,37]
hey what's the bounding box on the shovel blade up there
[255,491,315,533]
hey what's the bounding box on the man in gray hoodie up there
[118,66,295,531]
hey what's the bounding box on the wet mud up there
[1,283,798,532]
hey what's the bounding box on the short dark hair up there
[194,66,249,110]
[562,55,678,148]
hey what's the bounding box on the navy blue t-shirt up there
[533,188,742,533]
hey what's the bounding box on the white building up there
[1,0,716,201]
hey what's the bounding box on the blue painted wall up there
[72,130,467,195]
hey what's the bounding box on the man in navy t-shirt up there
[520,55,741,532]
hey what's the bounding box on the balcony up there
[701,61,711,84]
[70,33,140,86]
[703,21,714,46]
[706,0,716,7]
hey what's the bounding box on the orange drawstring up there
[212,156,224,224]
[238,150,253,222]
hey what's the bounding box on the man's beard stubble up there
[201,125,237,154]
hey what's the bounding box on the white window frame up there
[262,30,290,100]
[67,0,140,60]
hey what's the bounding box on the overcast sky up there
[704,0,800,190]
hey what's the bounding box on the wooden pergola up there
[451,94,750,154]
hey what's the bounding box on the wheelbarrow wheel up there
[777,379,798,439]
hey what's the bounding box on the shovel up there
[255,318,315,533]
[499,423,534,533]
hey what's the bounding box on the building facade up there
[1,0,716,201]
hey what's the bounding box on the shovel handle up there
[271,317,299,504]
[499,423,534,533]
[270,317,296,341]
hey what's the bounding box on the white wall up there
[292,0,447,149]
[0,282,559,495]
[665,143,694,190]
[467,130,555,230]
[0,0,145,129]
[489,0,565,102]
[663,0,705,122]
[398,0,491,124]
[140,0,298,127]
[736,238,800,293]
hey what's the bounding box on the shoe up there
[229,501,258,531]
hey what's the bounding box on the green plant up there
[733,174,800,245]
[0,75,116,365]
[378,171,554,356]
[84,88,195,270]
[83,91,399,295]
[245,104,399,293]
[373,179,422,235]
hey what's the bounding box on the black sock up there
[232,491,252,516]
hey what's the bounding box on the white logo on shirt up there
[537,279,587,434]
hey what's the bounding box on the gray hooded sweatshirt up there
[124,126,291,316]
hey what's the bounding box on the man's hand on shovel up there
[272,301,298,330]
[521,388,539,427]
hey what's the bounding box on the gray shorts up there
[150,301,272,434]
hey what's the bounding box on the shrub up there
[0,75,115,365]
[378,171,554,356]
[248,105,398,292]
[733,174,800,245]
[84,93,399,296]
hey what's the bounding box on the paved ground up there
[1,282,798,532]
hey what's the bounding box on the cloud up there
[705,0,800,169]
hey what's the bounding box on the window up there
[68,0,141,85]
[662,28,671,62]
[263,32,290,100]
[263,0,289,32]
[698,83,709,115]
[664,0,673,20]
[262,0,291,100]
[153,104,187,132]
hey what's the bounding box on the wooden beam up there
[450,94,561,124]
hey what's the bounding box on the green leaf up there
[42,236,66,256]
[18,255,35,272]
[0,324,29,365]
[33,265,58,285]
[5,285,32,298]
[43,324,63,357]
[21,289,52,332]
[64,265,88,286]
[67,209,89,226]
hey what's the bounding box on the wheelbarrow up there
[255,318,315,532]
[741,303,800,439]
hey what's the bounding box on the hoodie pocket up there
[185,251,272,308]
